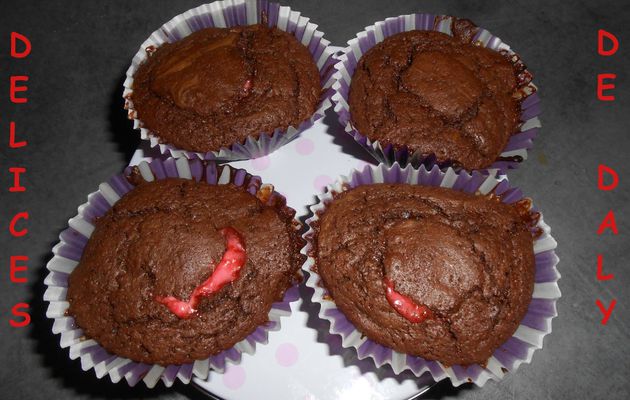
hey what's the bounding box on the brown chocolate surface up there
[348,20,529,170]
[313,184,535,366]
[130,24,321,153]
[67,177,303,365]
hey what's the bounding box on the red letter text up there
[597,210,618,235]
[10,76,29,104]
[598,30,619,56]
[9,167,26,192]
[10,255,28,283]
[10,32,31,58]
[9,212,28,237]
[597,73,616,101]
[9,122,27,148]
[596,254,615,281]
[9,303,30,328]
[598,164,619,190]
[596,299,617,325]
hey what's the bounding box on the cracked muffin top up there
[312,184,536,366]
[348,19,532,170]
[130,24,321,153]
[67,176,303,365]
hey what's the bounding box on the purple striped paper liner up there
[44,158,301,388]
[123,0,336,161]
[331,14,541,174]
[302,163,560,387]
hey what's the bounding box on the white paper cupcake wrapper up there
[44,158,301,388]
[123,0,336,161]
[302,163,560,387]
[331,14,541,173]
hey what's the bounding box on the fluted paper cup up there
[303,163,560,386]
[332,14,541,173]
[44,158,301,388]
[123,0,336,161]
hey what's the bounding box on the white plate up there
[129,110,435,400]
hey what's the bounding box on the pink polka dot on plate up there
[275,342,299,367]
[295,137,315,155]
[313,175,333,192]
[251,155,270,171]
[222,365,246,390]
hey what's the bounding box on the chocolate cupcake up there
[45,159,302,387]
[333,14,540,172]
[124,1,335,160]
[313,184,535,366]
[304,163,560,386]
[130,24,320,154]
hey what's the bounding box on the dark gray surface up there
[0,0,629,399]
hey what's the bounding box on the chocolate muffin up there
[129,23,321,153]
[67,175,303,365]
[313,184,536,366]
[348,19,532,170]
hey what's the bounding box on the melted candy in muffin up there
[68,177,303,365]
